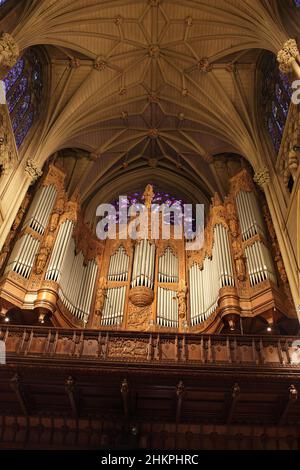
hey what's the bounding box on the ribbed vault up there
[1,0,299,205]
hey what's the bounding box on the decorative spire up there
[143,184,155,209]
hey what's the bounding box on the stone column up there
[254,165,300,319]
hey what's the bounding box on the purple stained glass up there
[3,58,25,92]
[0,0,7,5]
[262,52,292,154]
[6,76,27,113]
[3,48,43,148]
[268,118,280,153]
[108,188,195,227]
[15,111,34,147]
[12,95,31,131]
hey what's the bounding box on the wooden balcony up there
[1,326,300,449]
[1,325,300,370]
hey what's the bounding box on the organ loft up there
[0,0,300,451]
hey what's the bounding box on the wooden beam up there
[227,383,240,425]
[120,378,129,418]
[176,381,185,424]
[10,374,28,416]
[279,384,298,425]
[64,376,79,418]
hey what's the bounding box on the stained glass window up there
[261,52,292,154]
[3,48,43,148]
[294,0,300,7]
[0,0,7,5]
[108,187,196,235]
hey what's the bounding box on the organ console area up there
[0,163,296,334]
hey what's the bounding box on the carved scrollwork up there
[107,338,148,359]
[229,169,255,196]
[41,164,65,191]
[127,303,151,331]
[177,279,187,319]
[95,277,108,317]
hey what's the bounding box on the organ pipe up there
[101,286,126,326]
[245,241,276,287]
[5,233,40,278]
[24,185,57,235]
[45,220,74,282]
[58,236,98,322]
[235,188,276,287]
[236,190,266,241]
[131,240,155,289]
[188,224,234,326]
[158,247,178,283]
[4,184,58,279]
[108,246,129,281]
[157,287,178,328]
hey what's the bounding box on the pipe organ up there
[234,183,276,288]
[5,182,57,279]
[189,225,234,326]
[58,236,98,323]
[0,166,296,333]
[101,286,126,326]
[158,247,178,283]
[157,287,178,328]
[244,242,277,286]
[5,232,40,279]
[108,246,129,281]
[131,239,155,289]
[45,220,74,282]
[235,190,266,240]
[23,185,57,235]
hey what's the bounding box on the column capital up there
[277,38,300,74]
[253,166,270,189]
[25,158,43,184]
[0,33,19,79]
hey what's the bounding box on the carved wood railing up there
[1,325,300,369]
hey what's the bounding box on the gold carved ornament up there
[177,279,188,320]
[0,33,19,79]
[187,192,228,268]
[143,184,155,209]
[224,196,246,283]
[95,277,108,318]
[277,39,300,74]
[229,169,255,197]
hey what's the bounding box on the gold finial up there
[143,184,155,209]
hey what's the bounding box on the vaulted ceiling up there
[1,0,299,212]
